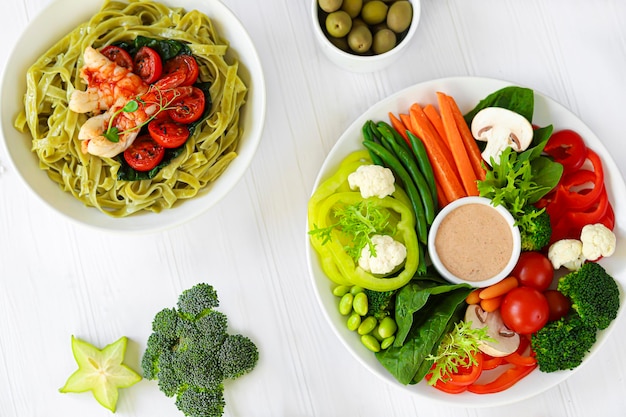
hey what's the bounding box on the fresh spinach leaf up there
[115,36,192,60]
[375,287,472,385]
[116,147,185,181]
[464,86,534,126]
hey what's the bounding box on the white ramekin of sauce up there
[428,196,521,288]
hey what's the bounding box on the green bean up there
[384,130,436,225]
[352,292,369,316]
[362,140,428,244]
[407,131,438,208]
[361,334,381,352]
[347,313,362,332]
[377,121,411,155]
[362,121,384,165]
[338,293,354,316]
[357,316,378,335]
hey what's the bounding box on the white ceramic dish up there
[306,76,626,407]
[428,196,521,288]
[0,0,266,233]
[311,0,421,73]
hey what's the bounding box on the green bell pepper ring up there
[313,191,420,292]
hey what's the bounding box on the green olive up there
[372,28,396,54]
[361,0,389,25]
[318,0,343,13]
[347,25,373,54]
[341,0,363,18]
[325,10,353,38]
[387,0,413,33]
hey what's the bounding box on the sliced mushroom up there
[464,304,520,357]
[471,107,533,165]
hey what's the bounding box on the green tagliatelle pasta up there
[14,0,247,217]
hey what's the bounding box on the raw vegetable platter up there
[305,76,626,407]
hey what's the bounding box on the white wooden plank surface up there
[1,0,625,416]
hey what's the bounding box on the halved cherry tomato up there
[544,129,588,173]
[100,45,134,70]
[169,86,206,124]
[123,135,165,172]
[148,118,190,148]
[511,251,553,292]
[156,54,199,89]
[133,46,163,84]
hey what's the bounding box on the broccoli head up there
[175,387,225,417]
[557,262,620,330]
[517,205,552,251]
[218,334,259,379]
[363,288,397,321]
[177,283,219,319]
[142,283,258,417]
[531,312,597,372]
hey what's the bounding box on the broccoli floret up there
[142,283,259,417]
[175,387,225,417]
[363,288,397,321]
[218,334,259,379]
[177,283,219,319]
[517,205,552,251]
[557,262,620,330]
[152,307,180,338]
[531,313,597,372]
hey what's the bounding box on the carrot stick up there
[437,92,479,196]
[423,104,446,143]
[399,113,413,138]
[408,103,465,202]
[479,276,519,300]
[444,94,486,181]
[388,112,409,143]
[480,296,503,312]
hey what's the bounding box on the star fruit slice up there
[59,335,142,412]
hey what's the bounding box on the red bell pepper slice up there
[482,355,504,370]
[556,149,604,211]
[448,352,484,386]
[544,129,588,173]
[467,364,537,394]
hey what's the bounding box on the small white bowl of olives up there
[312,0,420,72]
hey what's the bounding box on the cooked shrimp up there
[69,46,148,114]
[78,101,158,158]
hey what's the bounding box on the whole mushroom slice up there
[464,304,520,357]
[471,107,534,165]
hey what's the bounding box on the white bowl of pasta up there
[0,0,265,232]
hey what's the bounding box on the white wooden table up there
[1,0,625,416]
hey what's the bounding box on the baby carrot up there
[480,295,503,312]
[466,289,482,305]
[479,276,519,300]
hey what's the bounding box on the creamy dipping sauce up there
[434,203,513,282]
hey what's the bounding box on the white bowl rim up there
[427,196,522,288]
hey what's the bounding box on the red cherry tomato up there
[511,251,554,292]
[500,287,550,334]
[148,118,190,148]
[169,86,206,124]
[100,45,134,70]
[543,290,571,322]
[123,135,165,172]
[156,54,200,89]
[133,46,163,84]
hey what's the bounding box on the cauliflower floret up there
[580,223,616,261]
[348,165,395,199]
[548,239,585,271]
[358,234,407,275]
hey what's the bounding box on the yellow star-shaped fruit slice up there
[59,335,142,412]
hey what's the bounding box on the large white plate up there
[306,76,626,407]
[0,0,266,233]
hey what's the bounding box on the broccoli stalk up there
[142,283,259,417]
